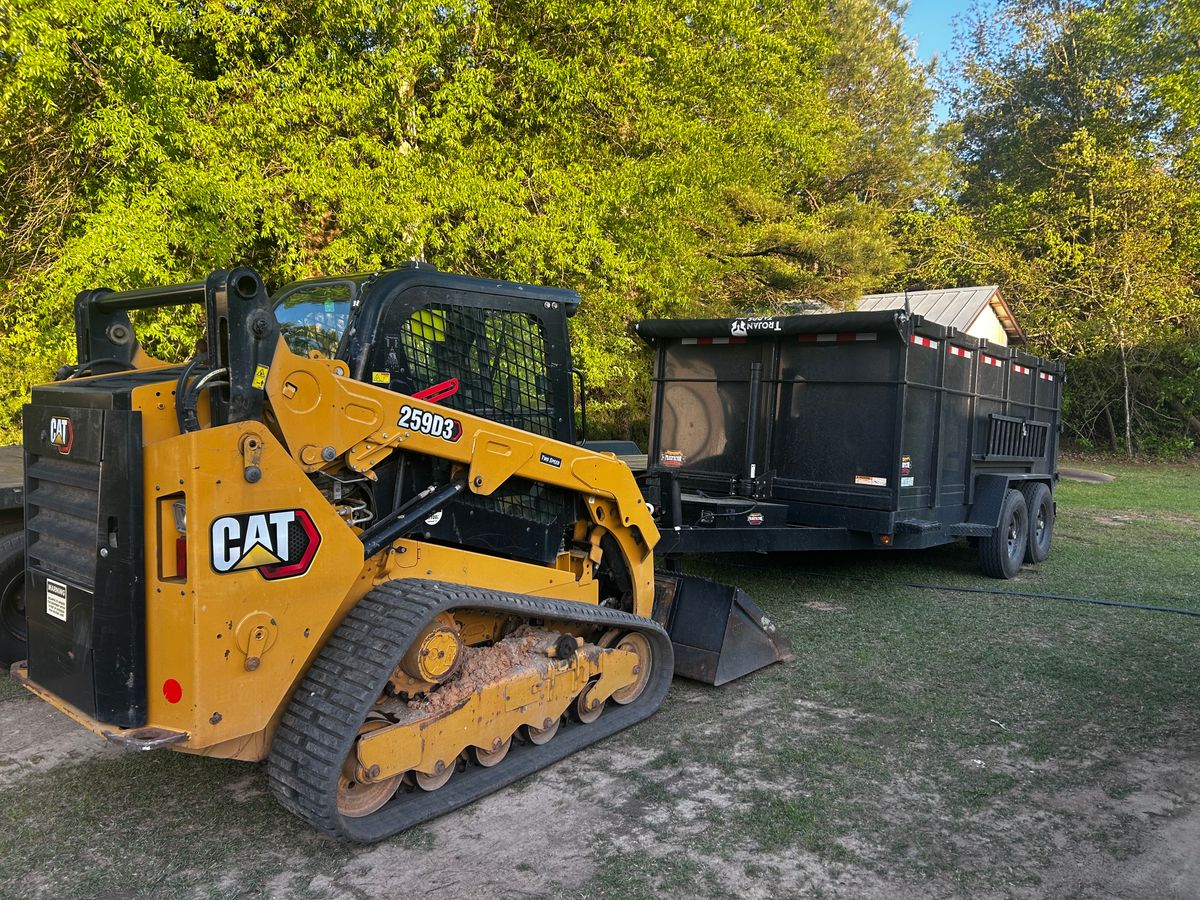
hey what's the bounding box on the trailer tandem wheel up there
[1019,482,1054,564]
[978,489,1029,580]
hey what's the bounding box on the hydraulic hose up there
[706,563,1200,619]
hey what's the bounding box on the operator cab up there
[271,264,585,567]
[270,265,580,443]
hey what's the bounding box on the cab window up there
[273,281,353,357]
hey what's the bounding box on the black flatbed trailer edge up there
[0,445,22,534]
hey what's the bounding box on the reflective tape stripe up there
[949,345,973,359]
[797,332,878,343]
[910,335,939,350]
[1039,372,1055,382]
[1012,364,1031,375]
[982,355,1004,368]
[681,337,748,345]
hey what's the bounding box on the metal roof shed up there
[854,286,1023,346]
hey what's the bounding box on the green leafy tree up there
[897,0,1200,455]
[0,0,941,441]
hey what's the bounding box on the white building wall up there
[965,306,1009,346]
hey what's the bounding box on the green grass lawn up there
[0,461,1197,898]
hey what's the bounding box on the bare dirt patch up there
[805,600,849,612]
[1011,746,1200,899]
[0,689,120,788]
[1081,508,1200,529]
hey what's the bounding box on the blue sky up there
[901,0,975,118]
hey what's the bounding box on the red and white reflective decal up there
[1012,364,1032,375]
[982,354,1004,368]
[680,337,748,345]
[910,335,939,350]
[797,332,877,343]
[1039,371,1055,382]
[948,345,973,359]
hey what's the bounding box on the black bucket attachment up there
[652,574,794,686]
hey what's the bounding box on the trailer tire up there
[0,531,26,668]
[978,489,1028,580]
[1019,482,1054,564]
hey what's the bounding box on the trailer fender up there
[966,474,1015,531]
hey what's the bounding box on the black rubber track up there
[267,579,674,843]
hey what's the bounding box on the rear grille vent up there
[25,455,100,588]
[984,414,1049,461]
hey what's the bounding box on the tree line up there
[0,0,1196,454]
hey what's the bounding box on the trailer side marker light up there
[1012,364,1031,375]
[798,332,877,343]
[681,337,748,345]
[163,679,183,704]
[949,345,973,359]
[910,335,939,350]
[982,354,1004,368]
[1039,372,1055,382]
[880,534,891,544]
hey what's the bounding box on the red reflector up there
[880,534,891,545]
[176,536,187,579]
[163,679,183,704]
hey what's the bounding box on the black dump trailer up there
[634,310,1065,578]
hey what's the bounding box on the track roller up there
[574,683,605,724]
[474,737,512,767]
[525,717,561,745]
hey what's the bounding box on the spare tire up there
[0,531,26,668]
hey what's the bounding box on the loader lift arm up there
[260,340,661,616]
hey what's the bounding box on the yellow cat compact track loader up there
[12,264,789,842]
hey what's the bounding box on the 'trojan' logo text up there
[730,317,782,337]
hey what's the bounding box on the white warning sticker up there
[901,476,915,487]
[46,579,68,622]
[854,475,888,487]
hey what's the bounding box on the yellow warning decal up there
[252,364,269,389]
[372,371,391,384]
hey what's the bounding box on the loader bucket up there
[653,574,794,686]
